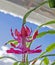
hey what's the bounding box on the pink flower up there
[7,44,42,54]
[6,25,42,54]
[11,25,32,43]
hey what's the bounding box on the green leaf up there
[38,20,55,29]
[5,40,18,45]
[37,30,55,38]
[37,32,47,38]
[51,61,55,65]
[26,42,31,47]
[46,43,55,52]
[43,57,49,65]
[19,62,25,65]
[48,0,55,8]
[13,62,18,65]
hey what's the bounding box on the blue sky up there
[0,12,55,62]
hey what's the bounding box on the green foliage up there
[51,61,55,65]
[13,62,18,65]
[37,30,55,38]
[26,42,31,47]
[48,0,55,8]
[19,61,29,65]
[38,20,55,29]
[46,43,55,52]
[19,62,25,65]
[23,1,47,25]
[39,51,47,58]
[43,57,49,65]
[5,40,18,45]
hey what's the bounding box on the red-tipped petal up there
[6,48,22,54]
[11,29,17,40]
[6,48,14,53]
[10,43,16,48]
[28,49,42,54]
[35,45,41,49]
[15,29,22,43]
[21,26,27,37]
[15,29,21,37]
[33,30,38,39]
[26,26,31,36]
[11,29,14,37]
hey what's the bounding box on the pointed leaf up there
[26,42,31,47]
[48,0,55,8]
[5,40,18,45]
[43,57,49,65]
[38,20,55,29]
[37,30,55,38]
[46,43,55,52]
[37,32,47,38]
[13,62,18,65]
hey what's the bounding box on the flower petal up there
[6,48,15,53]
[11,29,17,40]
[6,48,22,54]
[28,49,42,54]
[11,29,22,43]
[26,39,32,42]
[35,45,41,49]
[21,26,27,37]
[33,30,38,39]
[10,43,16,48]
[25,26,31,36]
[15,29,21,37]
[15,29,22,43]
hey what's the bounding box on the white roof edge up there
[0,0,55,29]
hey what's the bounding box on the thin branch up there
[40,54,55,58]
[30,54,55,62]
[0,56,20,62]
[23,1,48,25]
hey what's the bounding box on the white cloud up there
[0,46,16,63]
[0,46,8,57]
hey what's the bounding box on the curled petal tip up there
[35,45,42,49]
[11,28,12,32]
[10,43,16,48]
[26,26,31,36]
[33,30,38,39]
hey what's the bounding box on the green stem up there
[40,54,55,58]
[0,56,18,62]
[30,54,55,62]
[26,54,29,65]
[23,1,48,25]
[40,59,44,65]
[31,51,47,65]
[39,51,47,58]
